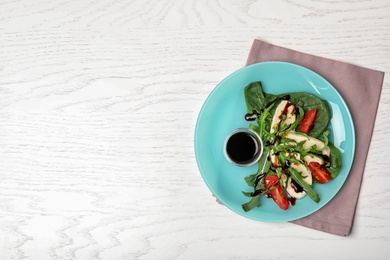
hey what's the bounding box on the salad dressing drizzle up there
[291,179,304,193]
[281,101,295,118]
[244,95,291,122]
[287,195,296,206]
[253,173,266,188]
[244,111,260,121]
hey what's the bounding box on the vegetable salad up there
[241,82,342,212]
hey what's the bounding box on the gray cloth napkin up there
[245,39,385,236]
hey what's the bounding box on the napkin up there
[244,40,385,236]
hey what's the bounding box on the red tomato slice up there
[299,109,317,134]
[264,175,279,191]
[269,184,289,210]
[308,162,332,184]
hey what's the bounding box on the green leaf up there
[249,123,260,133]
[289,168,320,203]
[280,138,297,144]
[320,128,331,151]
[327,143,342,179]
[279,106,304,136]
[244,82,331,138]
[257,150,271,177]
[241,196,261,212]
[287,92,331,138]
[244,173,258,187]
[295,140,306,152]
[242,191,254,197]
[258,101,277,139]
[244,82,267,113]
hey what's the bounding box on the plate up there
[194,61,355,222]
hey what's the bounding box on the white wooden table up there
[1,1,389,259]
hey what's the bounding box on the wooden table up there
[1,1,389,259]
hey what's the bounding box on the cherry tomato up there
[269,184,289,210]
[308,162,332,184]
[264,175,279,191]
[299,109,317,134]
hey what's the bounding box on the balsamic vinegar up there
[226,132,260,165]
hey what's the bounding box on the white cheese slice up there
[287,178,305,199]
[270,150,279,167]
[286,162,312,199]
[270,100,296,134]
[291,163,312,185]
[283,132,330,156]
[304,154,325,165]
[281,173,288,186]
[270,150,302,168]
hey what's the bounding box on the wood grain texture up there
[0,0,389,259]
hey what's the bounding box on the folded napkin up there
[244,40,385,236]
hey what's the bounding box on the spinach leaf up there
[287,92,331,138]
[327,143,342,179]
[244,81,267,112]
[243,82,331,138]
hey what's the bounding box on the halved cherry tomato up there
[299,109,317,134]
[308,162,332,184]
[264,175,279,191]
[269,184,289,210]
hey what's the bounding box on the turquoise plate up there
[194,61,355,222]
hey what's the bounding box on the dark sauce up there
[265,139,276,146]
[282,101,295,115]
[226,132,260,165]
[244,110,260,121]
[251,189,263,197]
[277,100,295,120]
[253,173,265,188]
[318,154,330,164]
[284,160,291,168]
[288,195,296,206]
[291,179,304,193]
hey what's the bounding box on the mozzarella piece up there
[283,132,330,156]
[304,154,325,165]
[290,152,301,160]
[270,101,296,133]
[286,163,312,199]
[270,150,303,168]
[287,178,305,199]
[270,150,279,167]
[281,173,288,186]
[291,163,312,185]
